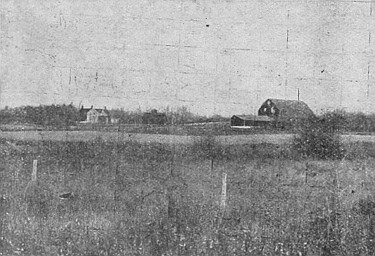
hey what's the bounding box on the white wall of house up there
[87,109,100,123]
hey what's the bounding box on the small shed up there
[231,115,274,127]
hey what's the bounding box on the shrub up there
[190,135,225,160]
[0,104,79,128]
[293,116,345,160]
[319,110,375,133]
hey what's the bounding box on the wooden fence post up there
[32,160,38,181]
[220,173,227,213]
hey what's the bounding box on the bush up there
[190,135,225,159]
[320,110,375,133]
[293,116,345,160]
[0,104,79,128]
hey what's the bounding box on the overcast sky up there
[1,0,374,116]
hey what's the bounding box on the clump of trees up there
[0,104,79,128]
[110,106,228,125]
[293,114,346,160]
[109,108,143,124]
[293,110,375,160]
[319,110,375,133]
[163,106,228,125]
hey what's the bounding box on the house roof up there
[265,99,315,118]
[80,108,109,115]
[232,115,274,122]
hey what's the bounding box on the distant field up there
[1,130,375,145]
[3,122,374,137]
[1,122,285,135]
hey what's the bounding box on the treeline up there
[294,110,375,159]
[0,104,79,128]
[0,105,226,128]
[1,104,374,132]
[284,110,375,133]
[110,106,228,125]
[109,108,143,124]
[319,110,375,133]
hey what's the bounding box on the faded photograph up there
[1,0,375,255]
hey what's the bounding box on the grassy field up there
[0,130,296,145]
[114,123,283,136]
[1,131,375,147]
[1,138,375,255]
[2,122,284,136]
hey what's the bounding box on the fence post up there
[220,173,227,213]
[32,160,38,181]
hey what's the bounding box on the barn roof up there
[232,115,274,122]
[265,99,315,118]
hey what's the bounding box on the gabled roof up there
[79,108,90,113]
[265,99,315,118]
[232,115,274,122]
[80,107,109,115]
[96,109,110,116]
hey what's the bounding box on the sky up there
[1,0,374,116]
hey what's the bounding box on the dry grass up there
[1,138,375,255]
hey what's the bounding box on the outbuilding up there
[231,115,274,128]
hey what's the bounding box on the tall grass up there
[1,138,375,255]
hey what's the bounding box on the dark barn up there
[231,115,274,127]
[142,109,167,125]
[258,98,315,128]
